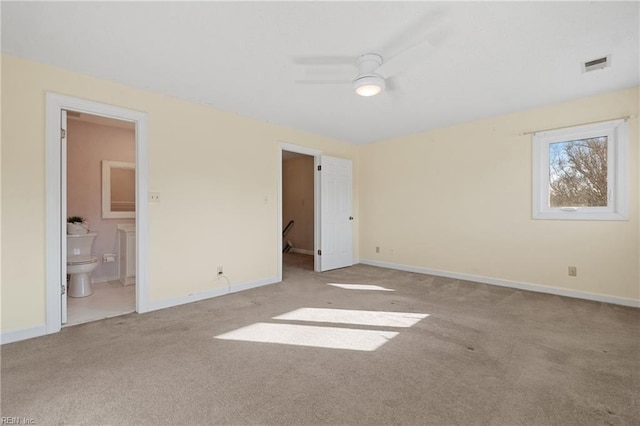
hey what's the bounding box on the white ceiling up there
[2,2,638,144]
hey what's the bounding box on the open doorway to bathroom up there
[281,150,316,274]
[64,111,136,326]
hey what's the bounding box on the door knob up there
[349,216,354,220]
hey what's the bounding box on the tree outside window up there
[548,137,607,208]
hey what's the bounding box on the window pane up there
[548,136,608,207]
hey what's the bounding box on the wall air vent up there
[582,55,610,73]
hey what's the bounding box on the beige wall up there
[282,155,314,252]
[1,52,636,337]
[1,54,358,332]
[67,119,135,282]
[359,87,639,302]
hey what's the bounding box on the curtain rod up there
[520,115,635,136]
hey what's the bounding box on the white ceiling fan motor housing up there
[353,53,386,96]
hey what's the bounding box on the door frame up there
[45,93,150,334]
[277,142,322,280]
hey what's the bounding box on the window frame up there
[532,119,628,220]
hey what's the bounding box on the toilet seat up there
[67,255,98,266]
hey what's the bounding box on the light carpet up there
[1,253,638,425]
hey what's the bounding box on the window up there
[533,119,628,220]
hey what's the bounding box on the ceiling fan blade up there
[384,77,398,92]
[376,39,435,79]
[295,66,354,84]
[377,7,447,56]
[292,55,355,66]
[295,79,352,85]
[298,67,354,77]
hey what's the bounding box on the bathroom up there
[66,112,136,325]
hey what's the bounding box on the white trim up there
[229,276,280,294]
[46,98,62,332]
[147,276,279,312]
[277,142,322,281]
[532,118,628,220]
[60,110,68,323]
[46,93,150,338]
[0,325,48,345]
[135,108,150,314]
[290,248,314,256]
[359,258,640,308]
[148,288,229,312]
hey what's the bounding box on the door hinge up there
[317,249,322,255]
[61,283,66,295]
[61,129,66,139]
[317,165,322,171]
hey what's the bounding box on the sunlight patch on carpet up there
[328,283,395,291]
[273,308,429,328]
[214,323,398,351]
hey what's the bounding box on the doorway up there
[278,143,321,280]
[64,111,137,325]
[45,93,149,335]
[282,150,316,273]
[277,142,355,280]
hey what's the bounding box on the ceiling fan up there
[294,23,442,97]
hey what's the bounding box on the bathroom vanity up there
[117,224,136,285]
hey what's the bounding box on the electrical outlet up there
[568,266,577,277]
[217,266,224,275]
[149,192,161,202]
[375,246,380,253]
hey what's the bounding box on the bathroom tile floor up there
[65,281,135,326]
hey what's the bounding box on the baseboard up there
[290,248,314,256]
[0,324,48,345]
[147,276,280,312]
[359,258,640,308]
[229,276,280,294]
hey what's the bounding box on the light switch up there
[149,192,161,202]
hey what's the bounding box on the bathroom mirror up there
[102,160,136,219]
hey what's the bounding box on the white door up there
[60,110,68,324]
[319,155,353,271]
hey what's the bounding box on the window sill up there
[533,210,628,221]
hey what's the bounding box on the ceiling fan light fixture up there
[353,74,385,97]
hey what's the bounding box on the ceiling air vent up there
[582,55,610,73]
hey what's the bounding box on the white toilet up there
[67,233,99,298]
